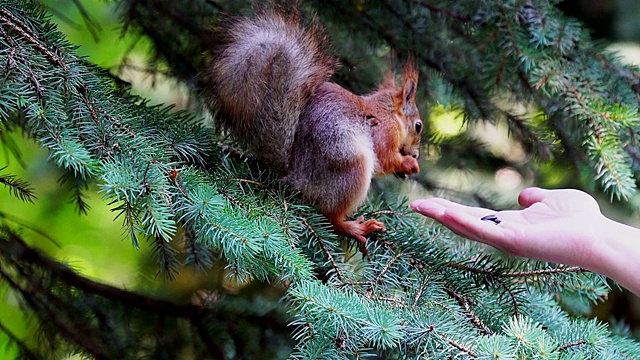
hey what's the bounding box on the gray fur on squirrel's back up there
[204,11,336,175]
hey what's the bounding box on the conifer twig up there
[228,178,288,210]
[428,326,479,358]
[444,285,493,335]
[502,266,586,277]
[338,281,373,288]
[375,251,403,284]
[0,265,106,357]
[444,338,478,358]
[412,275,428,307]
[363,209,406,217]
[0,8,67,71]
[373,295,406,307]
[446,262,520,316]
[297,212,344,283]
[557,339,587,352]
[0,168,37,203]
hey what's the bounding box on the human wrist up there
[586,217,619,274]
[591,217,640,296]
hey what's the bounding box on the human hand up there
[411,187,640,296]
[410,187,608,271]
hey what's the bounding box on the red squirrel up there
[202,8,422,255]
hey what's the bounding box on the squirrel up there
[202,8,422,255]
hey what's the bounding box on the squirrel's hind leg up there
[327,213,386,256]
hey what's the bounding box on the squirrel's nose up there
[400,147,419,159]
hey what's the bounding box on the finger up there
[410,199,446,218]
[411,198,494,218]
[518,187,552,208]
[411,199,491,239]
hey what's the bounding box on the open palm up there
[410,187,606,269]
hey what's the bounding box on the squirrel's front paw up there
[395,156,420,179]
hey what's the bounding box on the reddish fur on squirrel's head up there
[363,61,422,177]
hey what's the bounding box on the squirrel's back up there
[203,10,336,174]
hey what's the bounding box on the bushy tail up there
[203,9,336,174]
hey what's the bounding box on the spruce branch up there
[503,265,586,278]
[444,285,493,336]
[557,339,587,352]
[375,250,403,284]
[442,336,478,358]
[0,167,37,203]
[181,228,214,271]
[0,8,67,71]
[58,171,91,215]
[150,234,180,279]
[446,262,520,317]
[0,224,293,358]
[227,177,290,211]
[297,211,345,283]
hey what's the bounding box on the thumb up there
[518,187,552,208]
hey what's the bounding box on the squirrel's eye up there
[415,120,423,134]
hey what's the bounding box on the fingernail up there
[410,200,427,212]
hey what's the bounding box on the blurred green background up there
[2,0,640,357]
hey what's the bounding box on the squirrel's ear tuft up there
[401,60,419,106]
[400,78,418,116]
[391,61,419,115]
[402,78,417,106]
